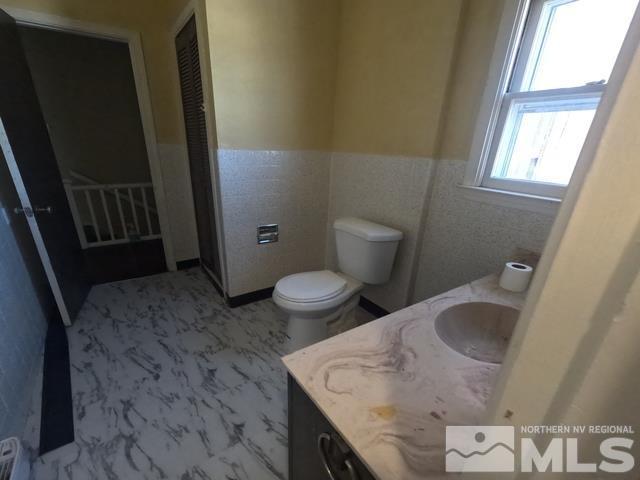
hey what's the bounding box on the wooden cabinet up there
[288,374,376,480]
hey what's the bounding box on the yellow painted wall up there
[204,0,340,151]
[1,0,190,144]
[201,0,499,158]
[437,0,505,161]
[331,0,463,157]
[2,0,505,156]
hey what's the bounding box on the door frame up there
[171,0,228,294]
[0,5,178,273]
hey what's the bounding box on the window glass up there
[491,97,597,185]
[520,0,638,92]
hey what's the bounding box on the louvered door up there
[176,16,222,284]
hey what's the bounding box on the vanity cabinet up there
[288,374,376,480]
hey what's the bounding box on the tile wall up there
[217,154,557,311]
[325,153,435,312]
[217,150,330,297]
[412,159,556,301]
[0,205,48,439]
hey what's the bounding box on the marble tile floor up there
[23,268,295,480]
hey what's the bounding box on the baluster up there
[141,186,153,236]
[100,188,115,241]
[85,190,101,242]
[128,188,140,235]
[114,188,126,240]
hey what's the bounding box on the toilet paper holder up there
[257,224,279,244]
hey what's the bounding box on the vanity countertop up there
[282,275,525,480]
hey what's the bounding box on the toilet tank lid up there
[334,217,403,242]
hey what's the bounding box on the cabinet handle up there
[317,433,360,480]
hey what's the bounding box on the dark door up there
[0,148,57,320]
[175,15,223,285]
[0,9,90,324]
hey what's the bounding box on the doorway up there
[19,25,167,284]
[175,15,224,289]
[0,7,177,325]
[0,9,91,326]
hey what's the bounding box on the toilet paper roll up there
[499,262,533,292]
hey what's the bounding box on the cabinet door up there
[288,375,375,480]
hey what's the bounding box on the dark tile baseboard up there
[227,287,274,308]
[358,296,390,319]
[176,258,200,270]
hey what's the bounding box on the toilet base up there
[327,295,360,337]
[286,294,360,352]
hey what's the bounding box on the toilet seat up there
[275,270,347,303]
[273,271,363,316]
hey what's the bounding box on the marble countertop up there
[282,275,525,480]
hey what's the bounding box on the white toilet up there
[273,217,403,352]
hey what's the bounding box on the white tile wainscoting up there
[215,151,557,312]
[217,149,437,310]
[217,149,330,297]
[325,152,436,312]
[413,159,556,301]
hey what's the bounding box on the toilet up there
[273,217,403,352]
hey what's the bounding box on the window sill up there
[456,184,561,215]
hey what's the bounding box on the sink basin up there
[434,302,519,364]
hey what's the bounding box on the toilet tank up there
[334,218,403,285]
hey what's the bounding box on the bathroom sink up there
[434,302,519,364]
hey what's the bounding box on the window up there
[467,0,638,200]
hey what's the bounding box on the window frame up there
[482,85,603,198]
[464,0,617,204]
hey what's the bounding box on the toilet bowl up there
[273,217,403,352]
[273,270,363,352]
